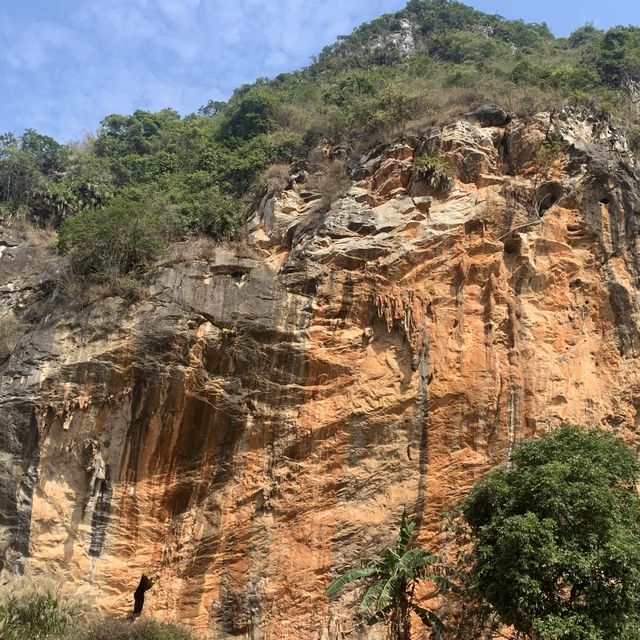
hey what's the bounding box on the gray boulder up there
[465,103,511,127]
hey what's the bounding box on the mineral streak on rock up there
[1,108,640,638]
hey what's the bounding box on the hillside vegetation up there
[1,0,640,283]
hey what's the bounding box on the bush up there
[428,30,510,66]
[462,426,640,640]
[593,26,640,88]
[0,586,79,640]
[218,132,304,194]
[219,87,280,141]
[413,155,454,194]
[58,196,180,280]
[71,617,195,640]
[0,149,42,211]
[307,160,350,212]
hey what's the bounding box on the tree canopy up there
[462,426,640,640]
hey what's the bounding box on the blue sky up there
[1,0,639,142]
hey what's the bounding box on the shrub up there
[19,128,69,175]
[259,162,292,195]
[71,617,195,640]
[0,149,41,211]
[627,126,640,156]
[0,586,79,640]
[219,87,280,141]
[568,23,602,49]
[57,196,180,280]
[534,138,564,174]
[196,187,241,238]
[307,160,350,212]
[413,155,454,194]
[219,132,304,194]
[428,30,510,66]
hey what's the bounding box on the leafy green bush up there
[568,23,601,49]
[428,30,510,65]
[95,109,182,158]
[0,587,79,640]
[19,129,69,175]
[0,148,42,211]
[219,87,280,141]
[462,426,640,640]
[219,132,304,193]
[57,196,179,280]
[592,26,640,87]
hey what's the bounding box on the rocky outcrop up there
[371,18,416,57]
[464,104,511,128]
[1,109,640,639]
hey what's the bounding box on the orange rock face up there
[1,109,640,639]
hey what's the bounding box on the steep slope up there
[2,107,640,638]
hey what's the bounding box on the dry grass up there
[0,578,81,640]
[306,159,351,212]
[0,313,23,361]
[258,162,292,195]
[71,617,195,640]
[0,578,195,640]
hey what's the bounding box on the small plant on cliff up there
[327,509,445,640]
[533,137,564,177]
[412,155,454,195]
[461,426,640,640]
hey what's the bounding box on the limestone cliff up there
[2,108,640,639]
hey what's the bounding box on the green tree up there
[219,87,280,141]
[0,149,40,211]
[327,510,444,640]
[20,128,69,175]
[462,426,640,640]
[592,26,640,87]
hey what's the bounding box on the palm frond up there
[327,566,379,596]
[380,546,401,568]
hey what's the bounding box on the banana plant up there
[327,510,446,640]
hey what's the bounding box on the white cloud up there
[0,0,407,140]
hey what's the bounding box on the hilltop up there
[0,0,639,289]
